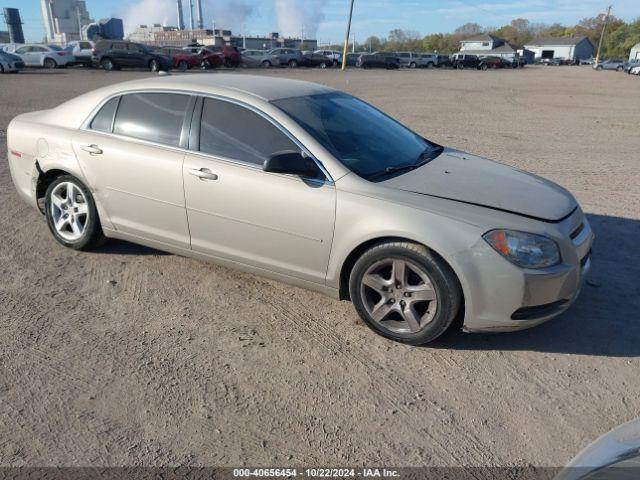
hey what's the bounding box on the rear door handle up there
[80,144,103,155]
[188,168,218,181]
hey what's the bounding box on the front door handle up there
[188,168,218,181]
[80,144,103,155]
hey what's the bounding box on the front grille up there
[570,222,584,240]
[511,300,569,320]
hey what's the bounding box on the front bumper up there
[457,208,594,332]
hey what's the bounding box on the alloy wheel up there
[49,181,89,242]
[360,258,439,334]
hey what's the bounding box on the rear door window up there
[198,98,298,166]
[113,93,190,146]
[90,97,119,133]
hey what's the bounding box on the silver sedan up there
[7,75,593,344]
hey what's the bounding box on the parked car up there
[623,60,640,73]
[199,44,241,67]
[477,56,503,70]
[157,46,201,71]
[357,52,400,69]
[418,53,438,68]
[314,49,342,66]
[593,58,625,71]
[539,57,562,66]
[345,52,366,67]
[241,49,280,68]
[7,75,593,345]
[395,52,422,68]
[180,46,224,69]
[630,65,640,75]
[64,40,94,66]
[11,44,74,69]
[579,57,595,65]
[93,40,172,71]
[436,54,453,68]
[451,53,480,69]
[301,51,333,68]
[267,48,304,67]
[0,50,24,73]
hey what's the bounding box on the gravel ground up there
[0,66,639,469]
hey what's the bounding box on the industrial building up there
[82,18,124,41]
[524,36,593,62]
[458,33,526,62]
[630,43,640,61]
[39,0,92,43]
[3,8,25,44]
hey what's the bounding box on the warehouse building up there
[458,33,529,62]
[630,43,640,61]
[524,36,593,61]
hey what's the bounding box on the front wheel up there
[288,59,298,68]
[319,61,327,69]
[457,63,464,70]
[480,63,488,70]
[149,59,160,72]
[261,60,271,68]
[616,66,623,72]
[349,242,462,345]
[596,65,603,71]
[178,60,188,72]
[409,62,417,69]
[44,175,106,251]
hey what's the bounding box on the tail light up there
[91,47,96,55]
[57,52,65,56]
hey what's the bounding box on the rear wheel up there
[409,62,417,69]
[100,57,114,71]
[480,63,488,70]
[426,62,434,69]
[288,59,298,68]
[178,60,188,71]
[319,61,327,68]
[457,63,464,70]
[616,66,623,72]
[596,65,603,71]
[349,242,462,345]
[149,59,160,72]
[44,175,106,251]
[261,60,271,68]
[44,58,57,69]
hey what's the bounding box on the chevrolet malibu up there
[6,75,594,344]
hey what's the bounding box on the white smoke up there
[119,0,256,36]
[272,0,328,39]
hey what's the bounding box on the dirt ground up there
[0,66,639,469]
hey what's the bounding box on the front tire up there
[149,59,160,72]
[178,60,188,71]
[288,59,298,68]
[409,62,417,69]
[349,242,462,345]
[261,60,271,68]
[101,57,114,71]
[44,175,106,251]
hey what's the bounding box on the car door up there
[109,42,130,66]
[127,43,147,68]
[14,46,32,65]
[72,92,193,248]
[182,96,336,284]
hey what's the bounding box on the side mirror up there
[263,151,323,180]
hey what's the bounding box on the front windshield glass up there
[272,92,442,181]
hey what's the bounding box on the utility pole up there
[595,5,612,64]
[341,0,355,70]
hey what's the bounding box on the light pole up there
[341,0,355,70]
[595,5,612,64]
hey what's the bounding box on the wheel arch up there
[338,235,466,330]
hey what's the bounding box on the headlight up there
[483,229,560,269]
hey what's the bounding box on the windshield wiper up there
[368,155,432,181]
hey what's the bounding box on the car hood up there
[381,148,577,221]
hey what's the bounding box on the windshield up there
[272,92,442,181]
[47,45,63,51]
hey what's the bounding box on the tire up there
[616,66,623,72]
[319,61,327,68]
[101,57,114,71]
[0,64,4,73]
[261,60,271,68]
[149,59,160,72]
[426,62,434,69]
[44,58,57,69]
[349,241,462,345]
[596,65,603,71]
[409,62,417,69]
[288,59,298,68]
[44,175,106,251]
[178,60,188,72]
[457,63,464,70]
[200,59,210,70]
[480,63,488,70]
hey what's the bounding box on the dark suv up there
[451,54,480,69]
[92,41,172,71]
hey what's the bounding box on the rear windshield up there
[272,92,442,181]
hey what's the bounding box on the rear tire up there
[261,60,271,68]
[149,59,160,72]
[44,175,106,251]
[178,60,188,72]
[319,61,327,68]
[288,59,298,68]
[616,66,623,72]
[409,62,417,69]
[349,241,462,345]
[480,63,488,70]
[44,58,57,69]
[100,57,114,71]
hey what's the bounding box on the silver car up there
[241,49,279,68]
[6,75,593,344]
[10,43,74,68]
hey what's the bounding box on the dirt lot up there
[0,66,639,469]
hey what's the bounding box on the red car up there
[158,47,201,71]
[184,44,240,68]
[182,46,224,69]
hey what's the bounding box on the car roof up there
[106,74,336,102]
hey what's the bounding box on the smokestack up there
[176,0,185,30]
[3,8,25,44]
[196,0,203,29]
[188,0,194,30]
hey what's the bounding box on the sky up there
[8,0,639,44]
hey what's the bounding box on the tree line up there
[335,15,640,58]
